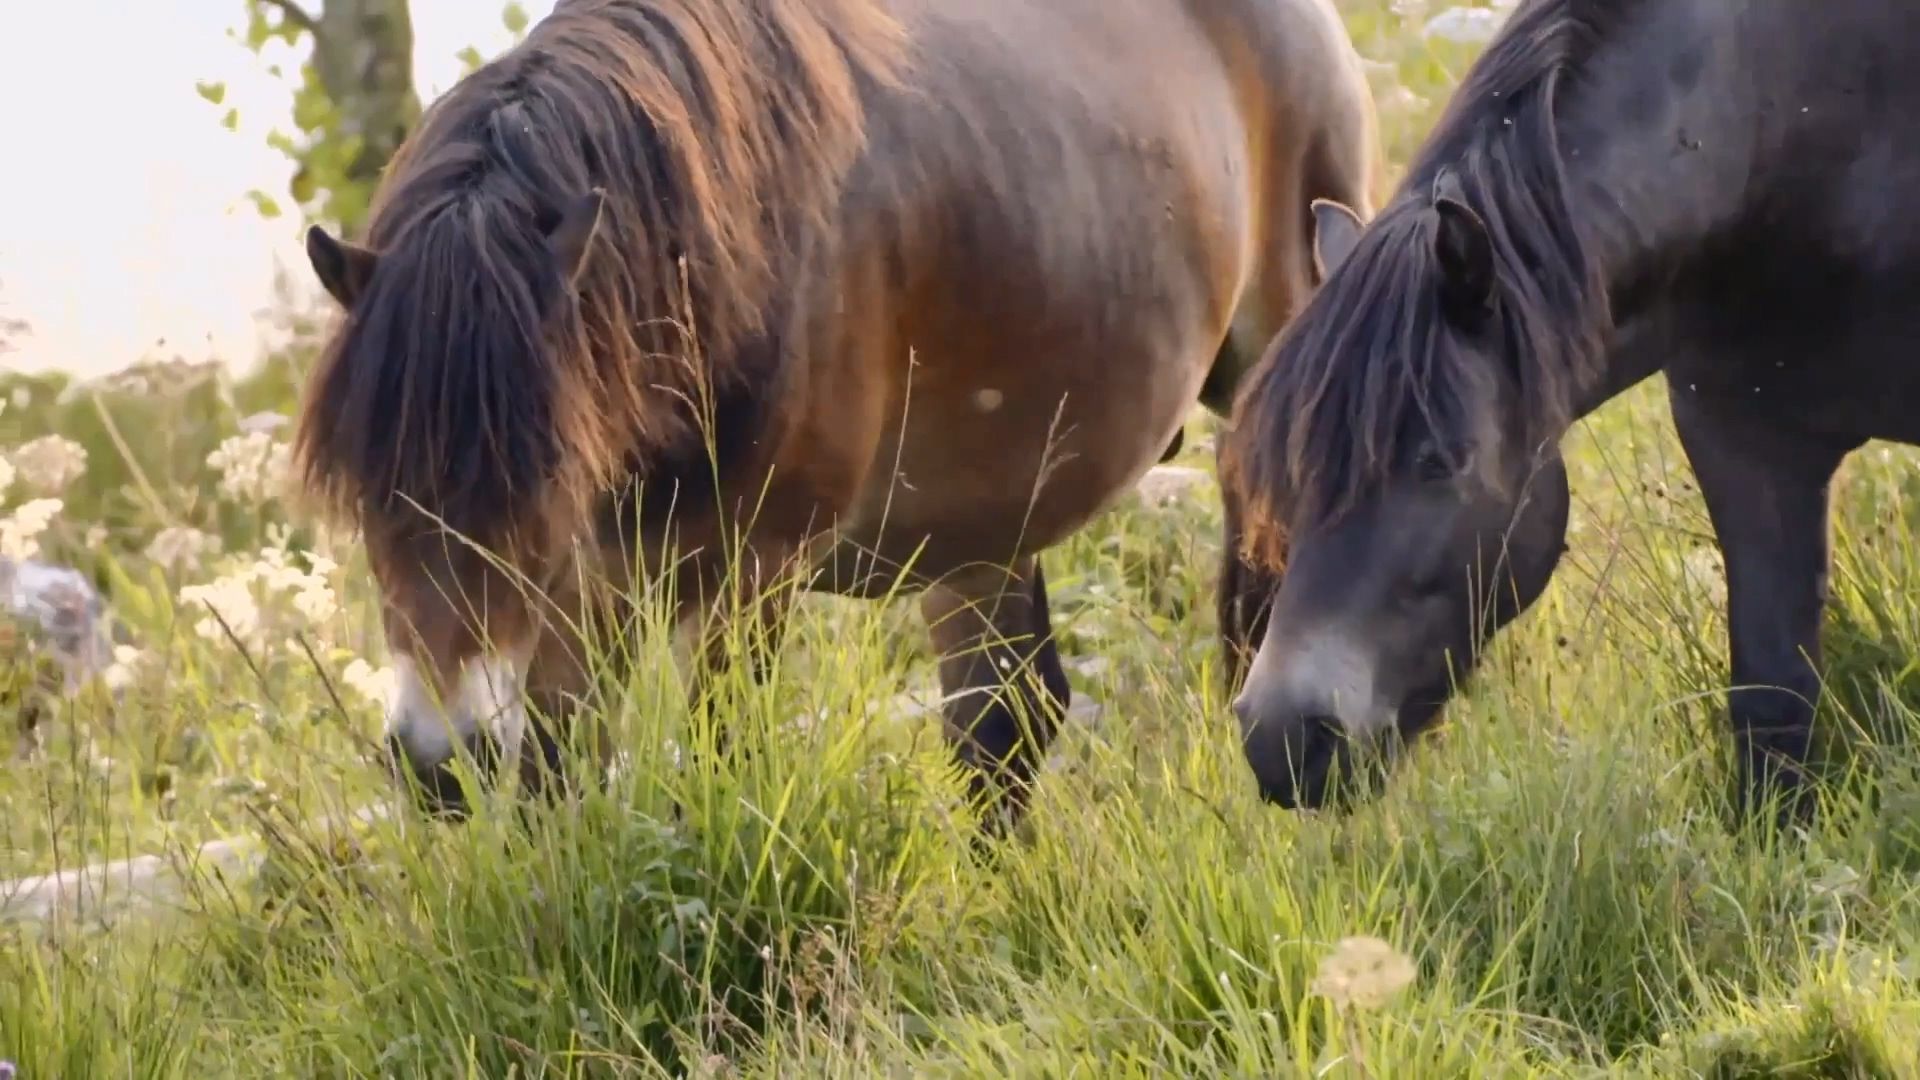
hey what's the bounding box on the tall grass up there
[5,2,1920,1075]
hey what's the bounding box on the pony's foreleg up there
[680,541,801,753]
[514,567,627,803]
[921,556,1071,834]
[1670,386,1860,829]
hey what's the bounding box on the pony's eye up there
[1413,446,1455,482]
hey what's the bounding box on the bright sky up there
[0,0,558,377]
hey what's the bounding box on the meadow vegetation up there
[5,2,1920,1074]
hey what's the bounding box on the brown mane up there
[1222,0,1628,569]
[294,0,908,551]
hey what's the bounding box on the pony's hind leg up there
[921,557,1071,834]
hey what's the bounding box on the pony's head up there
[1220,0,1617,810]
[1224,156,1599,808]
[294,0,903,815]
[300,187,613,814]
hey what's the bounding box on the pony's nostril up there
[1231,696,1254,727]
[383,730,412,771]
[1301,713,1345,742]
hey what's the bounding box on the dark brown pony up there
[296,0,1376,828]
[1223,0,1920,826]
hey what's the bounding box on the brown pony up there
[296,0,1376,828]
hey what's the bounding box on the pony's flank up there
[294,0,908,550]
[1225,0,1627,565]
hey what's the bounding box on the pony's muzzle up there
[383,726,501,820]
[1233,691,1350,810]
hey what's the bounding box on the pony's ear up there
[1310,199,1365,280]
[546,188,606,288]
[305,226,378,309]
[1429,171,1494,315]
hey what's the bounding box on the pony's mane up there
[294,0,907,551]
[1226,0,1632,567]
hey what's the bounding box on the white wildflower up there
[1134,465,1209,508]
[180,572,264,649]
[145,526,222,572]
[1311,936,1417,1011]
[341,658,397,709]
[237,411,289,435]
[9,435,88,495]
[1423,6,1504,44]
[181,542,346,651]
[255,546,338,624]
[101,644,147,692]
[0,498,63,561]
[207,431,292,503]
[290,576,338,624]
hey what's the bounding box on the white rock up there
[1423,6,1504,44]
[1134,465,1210,508]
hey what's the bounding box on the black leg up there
[921,557,1071,834]
[1159,425,1186,464]
[1669,387,1860,828]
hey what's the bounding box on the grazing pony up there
[1222,0,1920,824]
[296,0,1377,826]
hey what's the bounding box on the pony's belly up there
[817,351,1204,593]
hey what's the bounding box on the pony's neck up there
[1550,0,1747,418]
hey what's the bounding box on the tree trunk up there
[312,0,421,231]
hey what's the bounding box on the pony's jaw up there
[384,653,530,815]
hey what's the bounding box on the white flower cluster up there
[341,658,398,709]
[178,538,340,651]
[207,431,292,503]
[145,526,223,573]
[0,431,85,563]
[0,498,64,562]
[101,644,147,693]
[10,435,88,496]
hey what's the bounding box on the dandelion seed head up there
[1311,935,1416,1010]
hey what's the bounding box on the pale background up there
[0,0,559,377]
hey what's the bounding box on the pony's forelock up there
[293,0,908,556]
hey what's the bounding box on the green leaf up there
[244,5,273,51]
[502,1,531,38]
[246,190,284,219]
[221,107,241,132]
[195,80,227,106]
[455,46,486,76]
